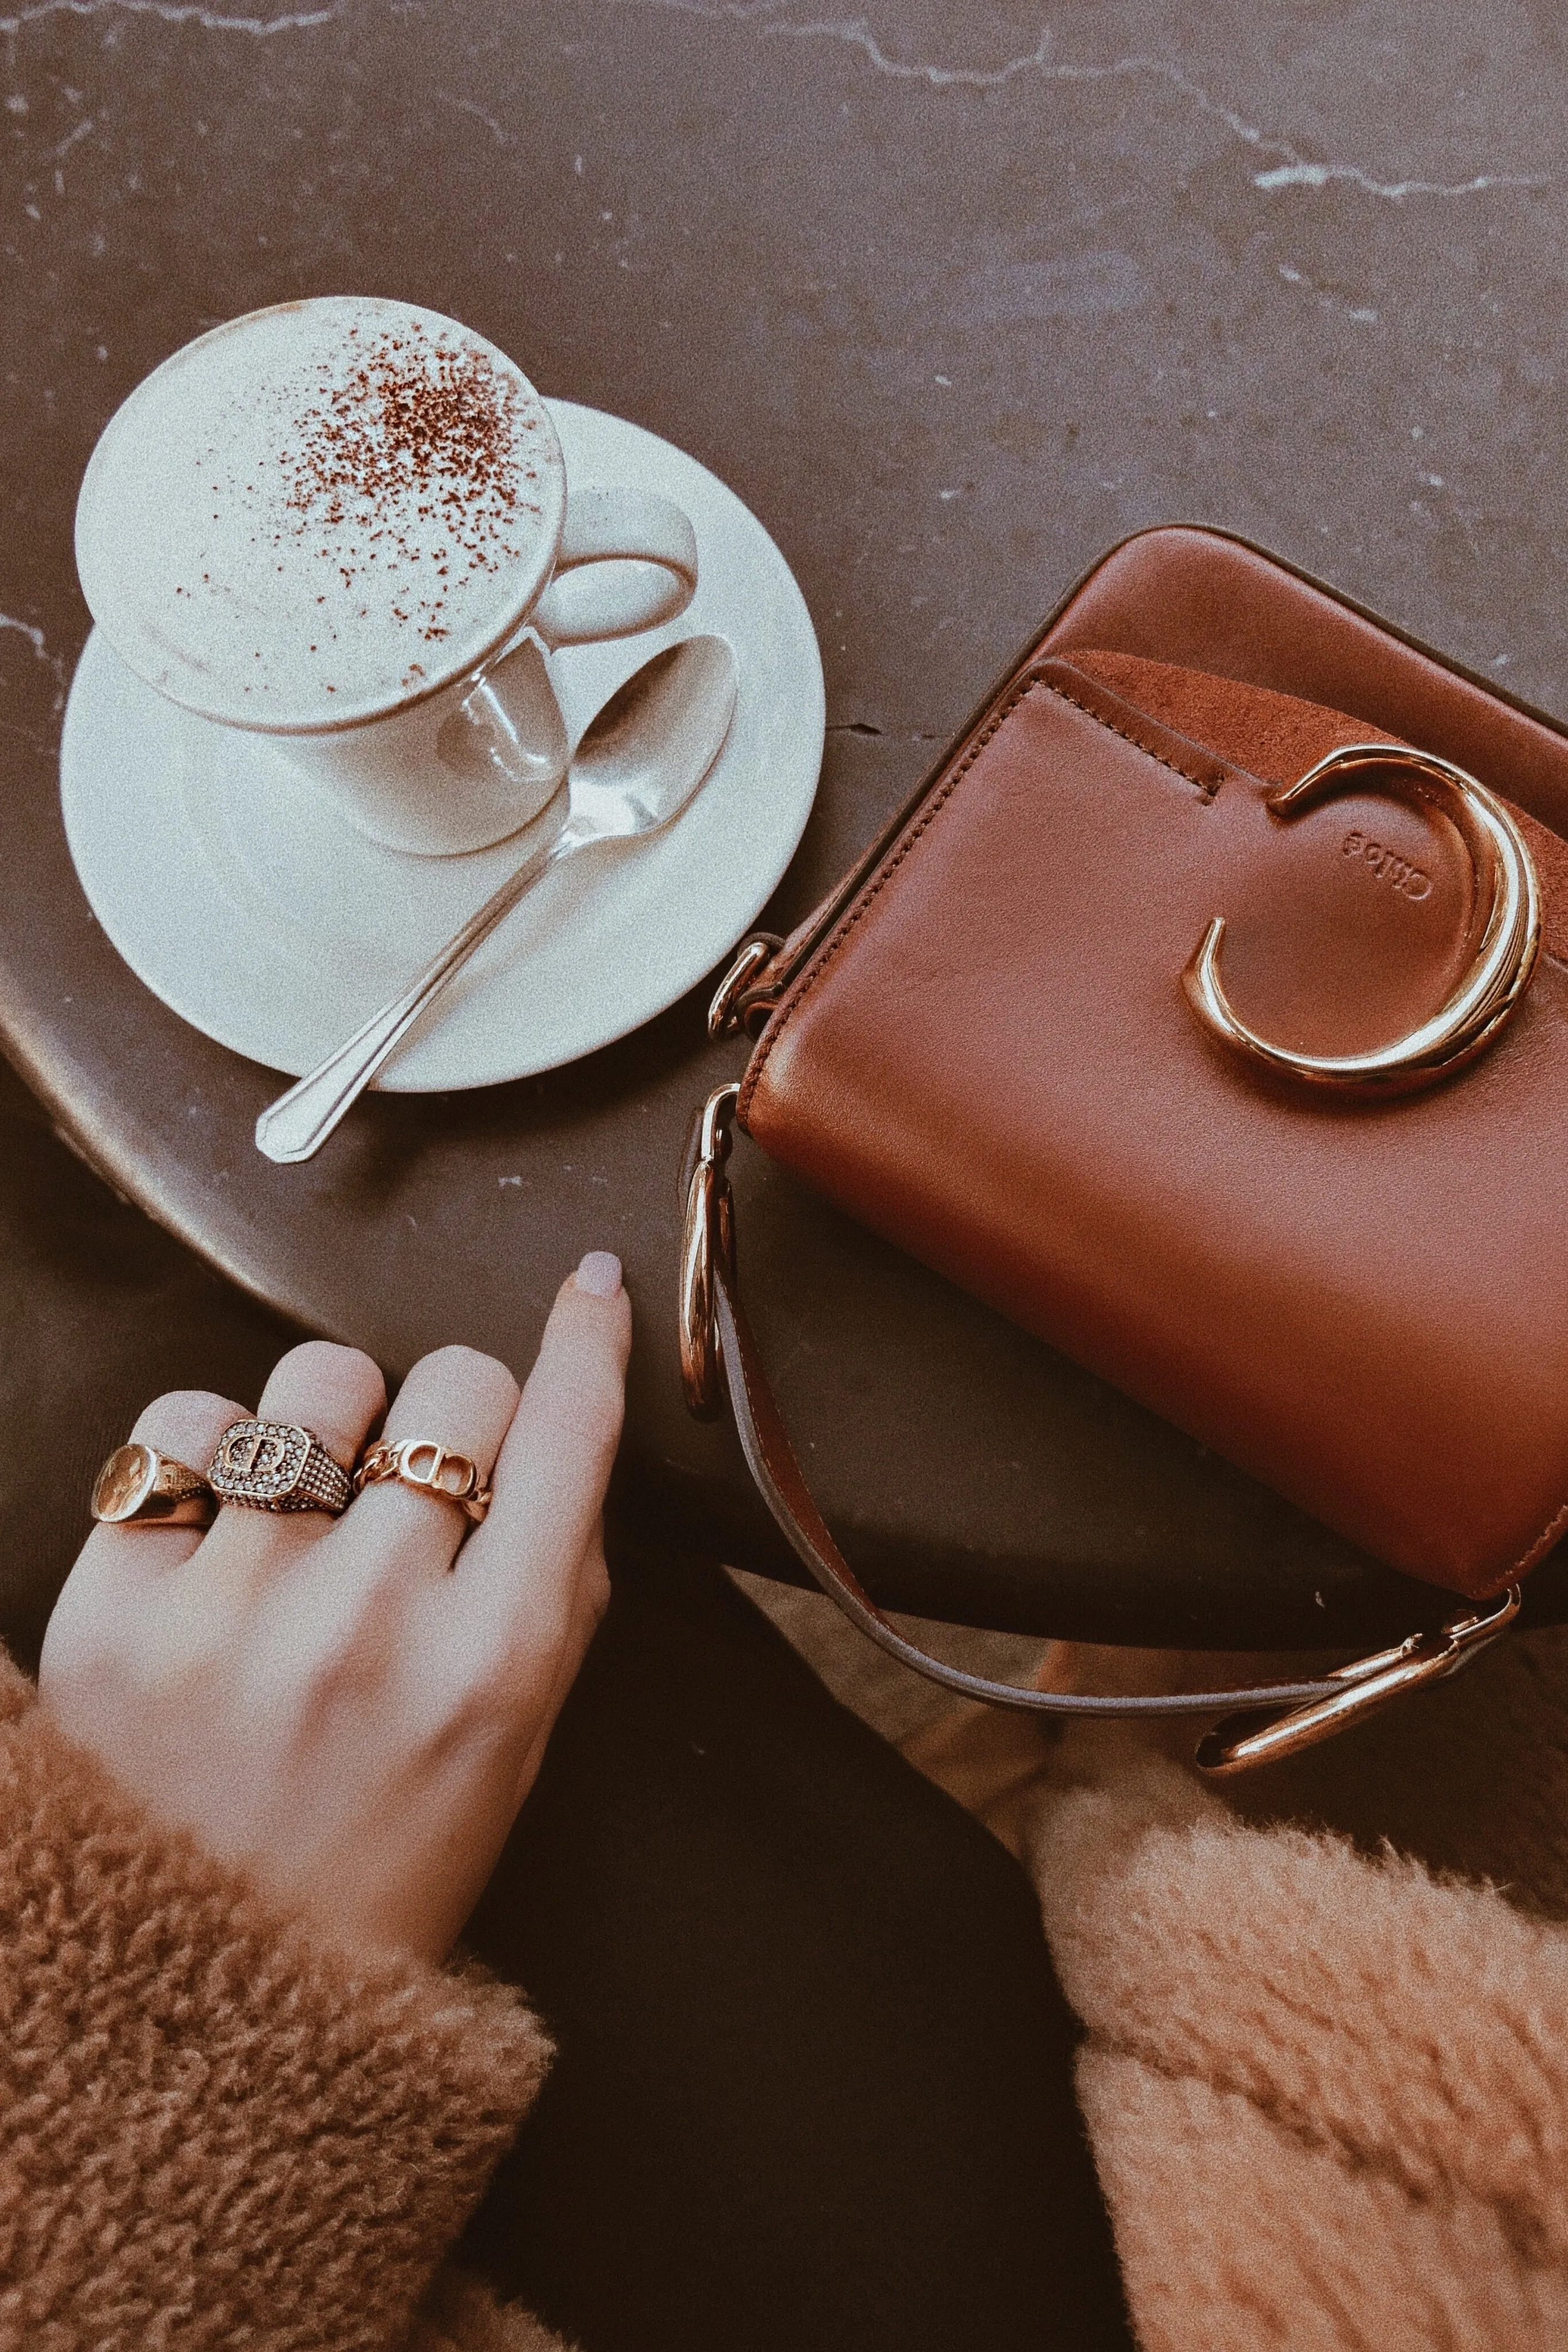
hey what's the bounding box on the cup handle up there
[529,484,699,649]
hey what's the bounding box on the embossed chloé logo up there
[1342,828,1431,900]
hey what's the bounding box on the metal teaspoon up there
[254,633,738,1165]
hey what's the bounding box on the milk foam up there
[76,299,565,731]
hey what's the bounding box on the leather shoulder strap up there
[710,1252,1344,1720]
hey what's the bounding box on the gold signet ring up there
[354,1438,492,1523]
[91,1442,215,1528]
[1184,741,1541,1093]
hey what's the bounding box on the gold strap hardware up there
[708,936,784,1040]
[1195,1584,1522,1774]
[1185,742,1542,1091]
[680,1083,1521,1771]
[679,1082,741,1418]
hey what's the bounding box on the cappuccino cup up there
[75,297,699,856]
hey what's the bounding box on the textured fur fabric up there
[910,1624,1568,2350]
[408,2271,576,2352]
[0,1650,563,2352]
[21,1576,1567,2352]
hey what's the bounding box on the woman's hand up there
[38,1253,630,1964]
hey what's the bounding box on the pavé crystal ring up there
[91,1442,215,1529]
[353,1438,491,1525]
[207,1418,353,1515]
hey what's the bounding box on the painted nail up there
[575,1250,623,1299]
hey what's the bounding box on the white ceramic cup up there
[75,296,700,856]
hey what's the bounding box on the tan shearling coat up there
[0,1650,567,2351]
[11,1611,1568,2351]
[913,1619,1568,2350]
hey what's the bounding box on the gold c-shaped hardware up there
[1184,742,1541,1092]
[1195,1584,1521,1774]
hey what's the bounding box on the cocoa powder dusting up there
[278,322,542,651]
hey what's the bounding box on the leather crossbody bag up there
[679,527,1568,1771]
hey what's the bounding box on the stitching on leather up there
[1041,676,1224,801]
[1512,1494,1568,1580]
[742,653,1568,1610]
[741,672,1047,1113]
[741,670,1224,1117]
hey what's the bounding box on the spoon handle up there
[254,818,588,1165]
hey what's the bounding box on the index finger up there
[463,1254,631,1623]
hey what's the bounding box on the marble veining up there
[0,0,337,35]
[435,91,507,146]
[0,611,65,698]
[771,22,1549,203]
[605,5,1550,204]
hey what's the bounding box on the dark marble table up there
[5,0,1568,1649]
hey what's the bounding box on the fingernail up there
[575,1250,623,1299]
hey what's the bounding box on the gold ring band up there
[354,1438,491,1524]
[208,1419,353,1515]
[1184,740,1542,1093]
[91,1442,215,1529]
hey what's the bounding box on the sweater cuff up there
[0,1653,552,2350]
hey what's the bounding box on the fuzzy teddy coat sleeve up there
[0,1650,564,2352]
[1027,1717,1568,2351]
[909,1628,1568,2351]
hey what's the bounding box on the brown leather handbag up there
[679,527,1568,1771]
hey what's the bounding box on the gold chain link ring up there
[354,1438,491,1523]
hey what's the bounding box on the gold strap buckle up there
[707,936,784,1040]
[1195,1584,1522,1774]
[680,1084,741,1418]
[1185,742,1542,1091]
[676,1085,1523,1767]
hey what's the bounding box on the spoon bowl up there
[560,633,738,841]
[255,632,738,1165]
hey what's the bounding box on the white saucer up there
[60,399,824,1089]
